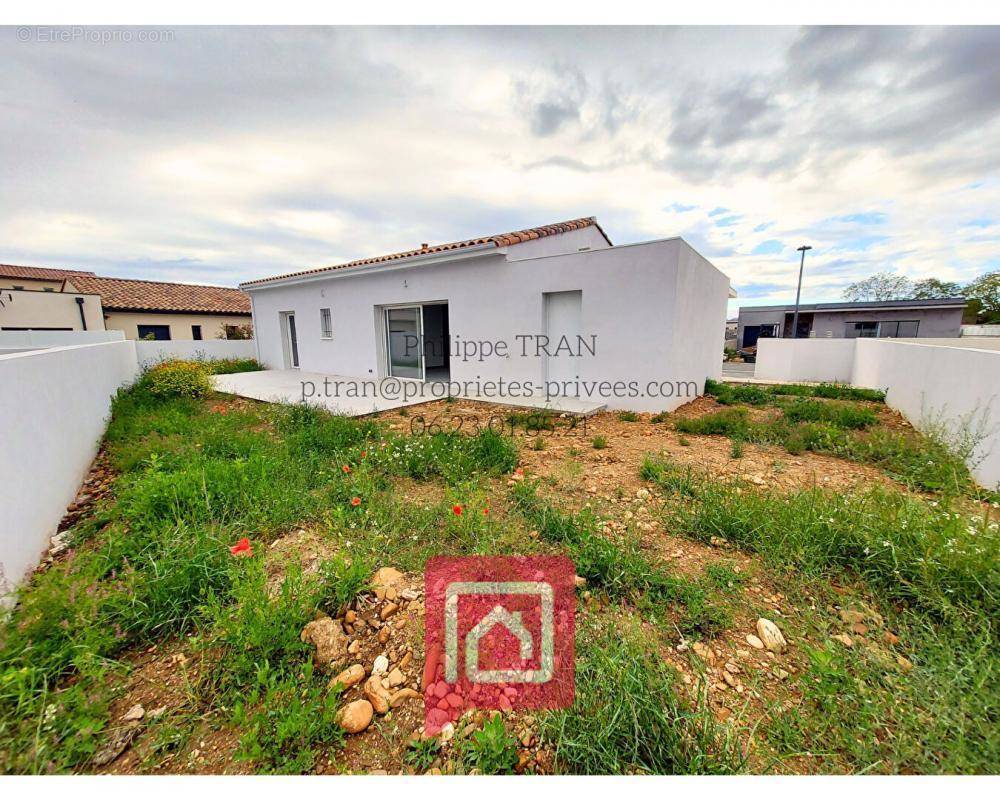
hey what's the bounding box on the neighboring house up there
[736,297,967,349]
[241,216,732,412]
[0,265,105,331]
[724,318,738,348]
[66,275,252,341]
[0,264,252,340]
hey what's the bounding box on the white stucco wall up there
[0,330,125,349]
[755,339,857,383]
[247,237,731,412]
[851,339,1000,490]
[135,339,257,368]
[0,341,139,601]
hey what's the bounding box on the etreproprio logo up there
[423,555,575,734]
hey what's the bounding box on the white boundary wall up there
[851,340,1000,490]
[754,338,1000,489]
[0,341,139,602]
[755,339,856,383]
[134,339,256,368]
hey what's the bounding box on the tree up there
[963,271,1000,323]
[912,278,962,299]
[842,272,914,302]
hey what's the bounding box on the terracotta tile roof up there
[0,264,97,281]
[242,216,611,288]
[68,275,251,315]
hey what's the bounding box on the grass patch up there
[676,480,998,772]
[542,621,742,774]
[640,455,699,498]
[617,411,640,422]
[592,435,607,450]
[781,398,878,429]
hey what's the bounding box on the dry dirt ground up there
[61,393,920,774]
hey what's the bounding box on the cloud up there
[0,25,996,306]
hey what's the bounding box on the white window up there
[320,308,333,339]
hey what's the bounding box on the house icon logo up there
[423,555,575,732]
[444,581,555,684]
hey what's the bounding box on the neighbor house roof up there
[67,275,251,315]
[241,216,611,288]
[742,297,967,314]
[0,264,97,282]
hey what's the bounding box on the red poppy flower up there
[514,467,524,477]
[452,504,463,516]
[229,537,253,557]
[483,507,490,516]
[351,496,362,507]
[360,451,367,459]
[342,464,351,473]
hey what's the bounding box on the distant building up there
[0,264,251,340]
[736,297,967,349]
[724,318,738,348]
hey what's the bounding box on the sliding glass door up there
[385,306,423,379]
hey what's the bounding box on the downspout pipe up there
[75,296,87,330]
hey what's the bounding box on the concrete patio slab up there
[212,369,606,417]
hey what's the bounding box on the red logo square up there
[422,555,575,734]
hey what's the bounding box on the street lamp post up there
[791,245,812,339]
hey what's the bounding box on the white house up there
[241,217,732,412]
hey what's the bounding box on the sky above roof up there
[2,26,998,314]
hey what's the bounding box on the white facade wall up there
[851,340,1000,490]
[0,341,139,601]
[135,339,257,368]
[248,237,730,412]
[755,339,857,383]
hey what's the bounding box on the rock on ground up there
[300,616,348,671]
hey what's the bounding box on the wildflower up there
[342,464,351,473]
[351,496,362,507]
[483,507,490,516]
[453,504,463,516]
[230,537,253,557]
[360,450,367,459]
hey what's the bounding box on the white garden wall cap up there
[240,216,611,289]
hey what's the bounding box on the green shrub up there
[592,435,608,449]
[781,398,878,429]
[618,411,640,422]
[463,714,519,774]
[205,357,264,375]
[675,408,750,437]
[141,360,212,398]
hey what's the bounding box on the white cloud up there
[0,25,997,310]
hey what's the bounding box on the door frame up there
[542,289,583,394]
[383,304,425,381]
[279,311,299,369]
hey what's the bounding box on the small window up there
[192,324,203,340]
[320,308,333,339]
[137,324,171,341]
[846,321,878,338]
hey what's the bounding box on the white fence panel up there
[0,330,125,349]
[134,339,256,368]
[0,341,139,602]
[852,339,1000,489]
[755,339,856,383]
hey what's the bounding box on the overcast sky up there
[1,25,997,312]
